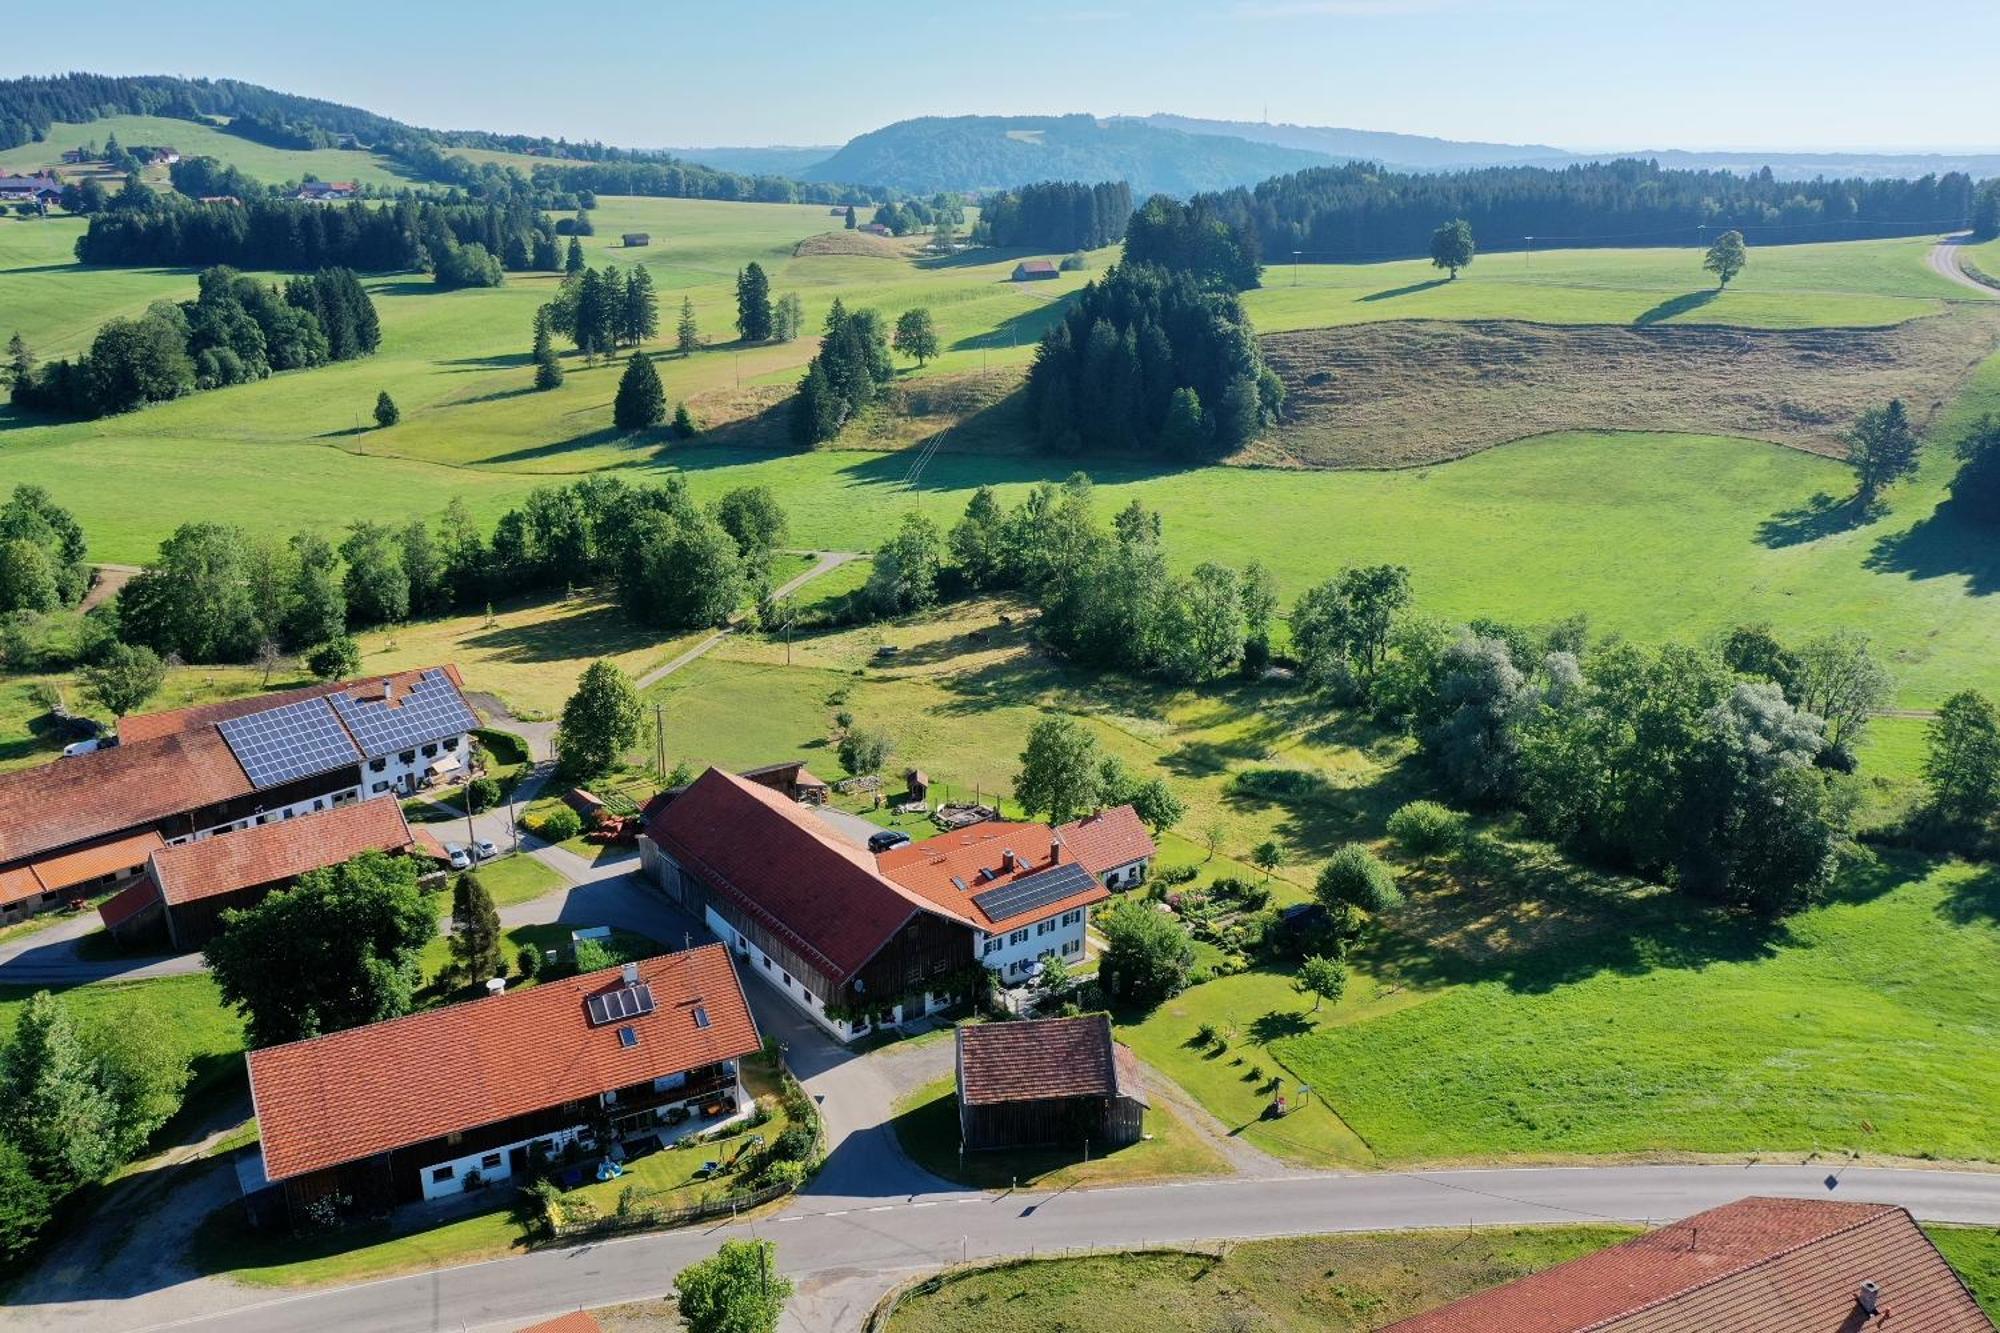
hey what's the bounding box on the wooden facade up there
[959,1091,1145,1153]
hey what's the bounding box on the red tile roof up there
[1380,1196,1993,1333]
[118,664,468,744]
[27,829,165,893]
[879,822,1106,934]
[0,865,44,909]
[957,1015,1144,1105]
[646,768,937,983]
[0,728,252,865]
[1056,804,1154,872]
[248,944,760,1183]
[148,799,416,909]
[97,876,159,929]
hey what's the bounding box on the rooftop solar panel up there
[217,698,362,791]
[585,982,656,1027]
[970,861,1097,924]
[330,669,479,759]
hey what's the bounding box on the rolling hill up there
[797,114,1333,197]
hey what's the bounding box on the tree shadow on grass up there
[460,596,669,666]
[950,296,1080,352]
[1757,491,1875,548]
[1633,289,1719,325]
[1937,864,2000,926]
[475,425,659,468]
[1360,278,1449,303]
[1248,1009,1316,1043]
[1863,499,2000,595]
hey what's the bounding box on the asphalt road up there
[1928,232,1997,294]
[105,1163,2000,1333]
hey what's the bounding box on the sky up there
[8,0,2000,153]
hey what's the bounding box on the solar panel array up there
[971,861,1097,924]
[330,669,479,759]
[586,982,656,1028]
[217,698,362,791]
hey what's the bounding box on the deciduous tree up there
[675,1238,792,1333]
[1924,689,2000,827]
[556,660,643,779]
[1014,715,1102,824]
[1847,399,1920,503]
[1315,845,1401,915]
[891,308,939,367]
[79,642,165,717]
[1429,218,1475,279]
[1096,900,1194,1008]
[1703,229,1747,287]
[1296,954,1346,1011]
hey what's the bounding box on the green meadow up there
[1,199,1998,715]
[0,113,417,189]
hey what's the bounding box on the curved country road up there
[1928,231,1997,295]
[25,1162,1998,1333]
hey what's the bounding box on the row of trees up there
[1025,262,1282,460]
[73,193,560,276]
[542,262,659,359]
[1195,157,1983,261]
[9,266,378,419]
[975,180,1133,252]
[1,991,192,1261]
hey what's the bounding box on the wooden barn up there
[956,1014,1148,1152]
[622,233,650,247]
[1012,259,1060,282]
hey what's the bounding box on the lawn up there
[0,974,245,1112]
[1930,1225,2000,1317]
[0,114,419,191]
[883,1226,1640,1333]
[466,854,565,908]
[891,1073,1227,1190]
[1258,854,2000,1166]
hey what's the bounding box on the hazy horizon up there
[6,0,1999,157]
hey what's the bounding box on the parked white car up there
[473,838,499,861]
[445,842,472,870]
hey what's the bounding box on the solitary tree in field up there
[1847,398,1921,503]
[564,237,585,275]
[556,660,643,780]
[1014,715,1102,824]
[531,308,563,391]
[676,296,700,356]
[612,352,665,430]
[843,205,857,230]
[891,308,940,367]
[1252,840,1282,880]
[1924,689,2000,827]
[1429,218,1475,279]
[79,642,166,717]
[1296,954,1346,1011]
[372,390,399,428]
[1703,229,1747,287]
[735,262,774,342]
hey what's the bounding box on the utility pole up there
[1523,236,1533,269]
[654,702,666,780]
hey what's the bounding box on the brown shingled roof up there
[646,768,939,984]
[957,1014,1137,1106]
[0,728,251,865]
[248,944,760,1183]
[878,822,1105,934]
[1380,1196,1994,1333]
[148,798,416,908]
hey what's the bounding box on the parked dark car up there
[867,829,912,853]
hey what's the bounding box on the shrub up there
[1193,1023,1218,1046]
[1158,863,1200,887]
[1316,844,1403,914]
[1059,251,1088,271]
[465,776,502,813]
[1386,800,1468,858]
[757,1158,808,1190]
[516,944,542,979]
[772,1125,816,1163]
[534,805,584,842]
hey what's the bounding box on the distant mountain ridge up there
[658,145,839,177]
[1121,113,1565,170]
[796,114,1332,197]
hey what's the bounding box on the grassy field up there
[883,1227,1640,1332]
[5,200,1997,710]
[0,114,418,189]
[1931,1225,2000,1316]
[1244,235,1981,333]
[892,1073,1227,1190]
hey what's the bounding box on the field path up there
[81,562,142,613]
[632,548,860,690]
[1928,233,1997,294]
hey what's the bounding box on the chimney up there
[1050,839,1061,865]
[621,962,641,987]
[1857,1281,1881,1317]
[380,677,395,702]
[1001,849,1017,872]
[485,976,506,997]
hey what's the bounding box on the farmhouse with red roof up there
[244,945,759,1226]
[640,767,1155,1040]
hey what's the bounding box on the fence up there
[548,1056,826,1243]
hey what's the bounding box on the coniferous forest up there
[976,181,1133,252]
[1193,157,1981,260]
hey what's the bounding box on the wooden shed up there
[956,1014,1148,1152]
[622,233,650,247]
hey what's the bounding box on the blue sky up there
[8,0,1999,151]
